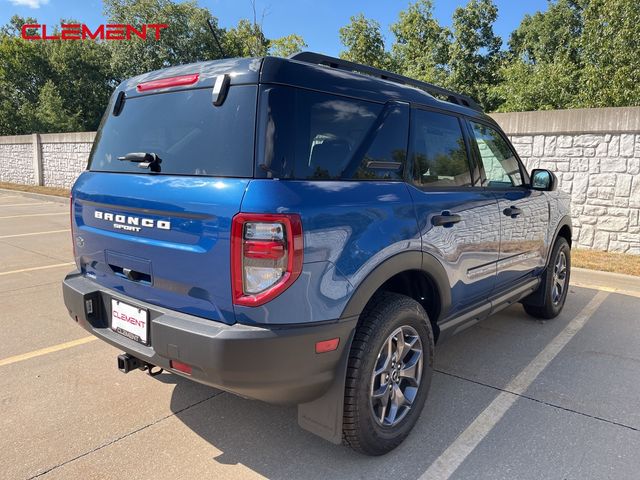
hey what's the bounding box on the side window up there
[410,109,473,187]
[256,86,408,180]
[469,121,524,187]
[349,104,409,180]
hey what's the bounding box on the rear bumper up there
[62,271,356,405]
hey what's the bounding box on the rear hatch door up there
[72,64,258,324]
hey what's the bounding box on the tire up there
[523,237,571,319]
[343,292,434,456]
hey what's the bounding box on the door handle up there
[432,211,462,227]
[503,206,523,218]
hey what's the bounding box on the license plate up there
[111,299,149,345]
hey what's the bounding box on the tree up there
[492,59,580,111]
[0,16,114,134]
[579,0,640,107]
[0,2,307,135]
[339,14,390,69]
[0,22,49,134]
[35,80,82,132]
[448,0,502,111]
[103,0,225,79]
[224,18,269,57]
[491,0,583,111]
[269,34,307,57]
[390,0,450,84]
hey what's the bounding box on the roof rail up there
[289,51,483,112]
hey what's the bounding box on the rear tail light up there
[231,213,303,307]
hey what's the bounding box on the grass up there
[0,182,69,197]
[1,181,638,276]
[573,248,640,277]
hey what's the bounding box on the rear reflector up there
[170,360,192,375]
[70,192,76,267]
[315,338,340,354]
[137,73,199,92]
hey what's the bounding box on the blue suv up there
[63,52,572,455]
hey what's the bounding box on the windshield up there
[89,85,257,177]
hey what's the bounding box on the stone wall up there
[0,135,36,185]
[491,107,639,254]
[0,132,94,189]
[0,106,638,253]
[40,133,95,188]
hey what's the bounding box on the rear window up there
[256,86,408,180]
[89,85,257,177]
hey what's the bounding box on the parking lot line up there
[0,212,67,219]
[0,202,53,207]
[0,229,70,239]
[0,262,74,276]
[0,336,97,368]
[420,290,609,480]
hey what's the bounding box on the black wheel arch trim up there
[340,251,451,323]
[299,251,450,444]
[547,215,572,268]
[523,215,572,308]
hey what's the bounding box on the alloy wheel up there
[552,250,568,305]
[370,325,423,427]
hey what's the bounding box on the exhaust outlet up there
[117,353,142,373]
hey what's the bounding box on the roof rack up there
[289,51,483,113]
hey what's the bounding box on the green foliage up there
[224,18,269,57]
[339,14,390,69]
[492,59,580,111]
[390,0,450,84]
[491,0,583,111]
[579,0,640,107]
[35,80,82,132]
[269,34,307,58]
[103,0,224,79]
[339,0,504,110]
[339,0,640,112]
[2,0,640,136]
[448,0,503,111]
[0,17,113,134]
[494,0,640,111]
[0,1,306,135]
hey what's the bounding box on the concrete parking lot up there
[1,189,639,480]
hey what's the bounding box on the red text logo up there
[113,311,146,328]
[21,23,169,41]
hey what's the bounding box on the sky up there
[0,0,550,55]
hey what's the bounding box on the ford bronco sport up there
[63,52,572,456]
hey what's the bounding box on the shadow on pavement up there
[167,288,599,479]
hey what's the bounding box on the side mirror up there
[530,169,557,191]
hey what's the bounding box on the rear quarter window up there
[89,85,257,177]
[256,86,408,180]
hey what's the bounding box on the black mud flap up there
[297,329,355,444]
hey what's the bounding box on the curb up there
[571,267,640,298]
[0,188,68,204]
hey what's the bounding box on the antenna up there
[206,18,227,59]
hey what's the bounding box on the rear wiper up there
[118,152,162,172]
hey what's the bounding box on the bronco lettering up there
[94,210,171,231]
